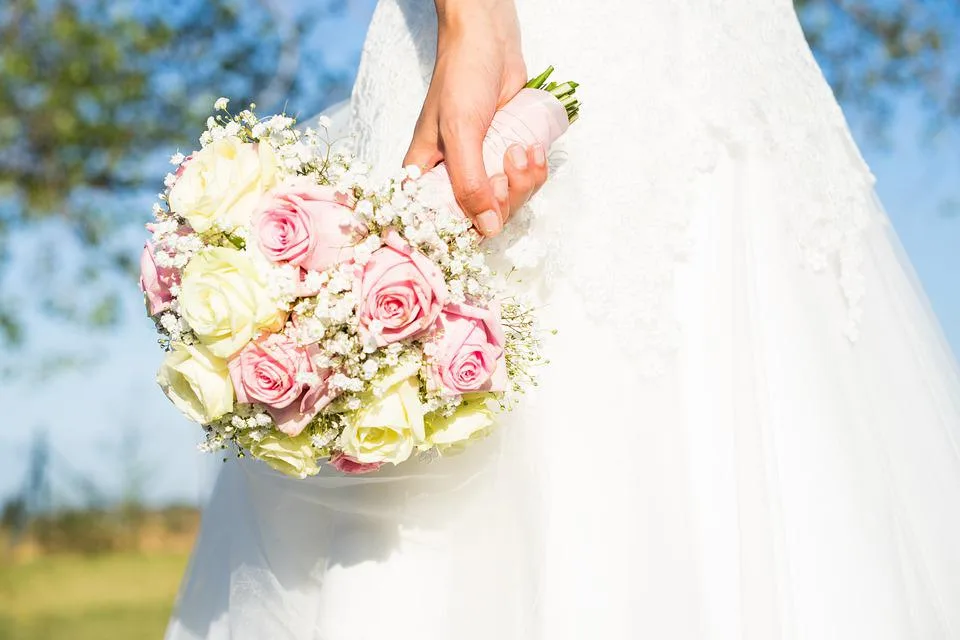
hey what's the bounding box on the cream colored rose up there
[340,375,426,466]
[241,430,320,479]
[169,137,279,233]
[425,396,495,453]
[179,247,286,358]
[157,343,234,424]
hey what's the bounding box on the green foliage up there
[795,0,960,134]
[0,0,303,350]
[1,0,282,211]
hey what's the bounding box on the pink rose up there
[254,182,366,272]
[228,333,336,436]
[329,453,383,475]
[139,241,179,316]
[428,302,507,395]
[358,229,447,346]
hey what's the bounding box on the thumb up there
[440,119,501,237]
[403,126,444,172]
[403,100,444,170]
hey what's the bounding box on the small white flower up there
[355,200,374,218]
[311,428,338,449]
[254,413,273,427]
[224,121,242,138]
[303,270,328,292]
[160,313,179,333]
[360,358,379,380]
[169,152,186,165]
[295,370,321,386]
[327,269,353,293]
[317,115,332,129]
[448,279,465,302]
[404,164,422,180]
[214,97,230,111]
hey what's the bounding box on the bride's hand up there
[403,0,548,238]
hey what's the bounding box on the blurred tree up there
[795,0,960,136]
[0,0,347,356]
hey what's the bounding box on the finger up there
[529,143,549,196]
[503,144,539,217]
[440,116,501,237]
[491,174,510,223]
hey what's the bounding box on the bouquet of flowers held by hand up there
[140,68,579,478]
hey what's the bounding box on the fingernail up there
[476,210,502,237]
[508,145,528,170]
[492,175,509,202]
[532,144,546,167]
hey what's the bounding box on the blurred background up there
[0,0,958,638]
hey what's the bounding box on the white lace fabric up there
[351,0,876,372]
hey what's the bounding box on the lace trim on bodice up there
[349,0,878,372]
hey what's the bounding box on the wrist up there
[436,0,519,45]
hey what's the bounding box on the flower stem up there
[526,66,580,124]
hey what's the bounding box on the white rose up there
[169,137,279,233]
[240,430,320,479]
[179,247,286,358]
[339,375,426,466]
[157,343,234,424]
[425,396,495,453]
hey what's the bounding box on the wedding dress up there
[165,0,960,638]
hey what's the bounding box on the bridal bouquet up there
[140,69,579,478]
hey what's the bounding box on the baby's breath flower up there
[224,121,242,138]
[360,358,380,380]
[214,97,230,111]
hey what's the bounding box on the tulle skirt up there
[165,0,960,637]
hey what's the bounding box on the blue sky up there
[0,2,957,506]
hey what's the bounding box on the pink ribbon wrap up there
[416,88,570,221]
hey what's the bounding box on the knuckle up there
[455,176,486,203]
[508,172,535,196]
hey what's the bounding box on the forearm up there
[434,0,521,50]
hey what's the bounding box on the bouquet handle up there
[417,88,571,219]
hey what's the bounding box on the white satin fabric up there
[166,1,960,638]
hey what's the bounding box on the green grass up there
[0,551,189,640]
